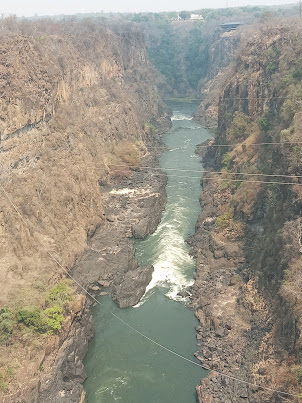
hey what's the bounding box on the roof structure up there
[220,22,243,31]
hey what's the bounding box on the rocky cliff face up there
[193,29,242,128]
[191,21,302,402]
[0,20,170,402]
[207,30,241,80]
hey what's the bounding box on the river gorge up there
[83,101,211,402]
[2,16,302,403]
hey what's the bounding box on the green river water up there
[83,101,211,402]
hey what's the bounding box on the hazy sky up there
[0,0,297,17]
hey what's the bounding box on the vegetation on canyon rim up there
[0,281,75,342]
[0,280,76,393]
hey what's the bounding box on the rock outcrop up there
[112,265,154,308]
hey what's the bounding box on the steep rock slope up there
[0,21,169,402]
[193,29,243,128]
[191,21,302,402]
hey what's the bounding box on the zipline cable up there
[1,102,302,397]
[94,163,302,181]
[110,312,301,398]
[171,173,302,185]
[144,140,302,149]
[0,182,100,306]
[0,181,302,399]
[146,172,302,187]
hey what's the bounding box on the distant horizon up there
[0,0,297,19]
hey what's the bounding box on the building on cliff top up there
[190,13,203,20]
[220,22,243,31]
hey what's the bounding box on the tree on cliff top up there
[179,11,191,20]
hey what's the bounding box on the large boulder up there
[112,265,154,308]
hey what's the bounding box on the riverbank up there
[2,133,170,403]
[41,131,171,402]
[0,21,175,403]
[188,155,287,402]
[82,101,212,402]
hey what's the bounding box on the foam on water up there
[84,101,211,403]
[95,374,130,400]
[171,114,193,121]
[133,106,208,305]
[135,215,195,305]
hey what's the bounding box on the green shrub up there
[265,47,280,74]
[46,281,73,308]
[222,152,232,171]
[216,212,234,229]
[0,307,14,344]
[293,58,302,80]
[228,112,249,141]
[258,110,274,132]
[280,128,291,138]
[282,74,294,88]
[258,116,269,132]
[220,180,232,190]
[267,61,277,73]
[0,366,15,393]
[295,366,302,385]
[0,379,8,392]
[281,100,295,126]
[144,123,158,135]
[16,303,66,335]
[45,306,64,334]
[16,307,47,333]
[5,367,14,378]
[281,124,295,140]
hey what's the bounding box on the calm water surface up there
[84,101,211,402]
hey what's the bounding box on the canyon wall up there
[0,20,170,402]
[191,21,302,402]
[193,28,243,128]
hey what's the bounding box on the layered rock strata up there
[190,23,302,402]
[0,21,170,402]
